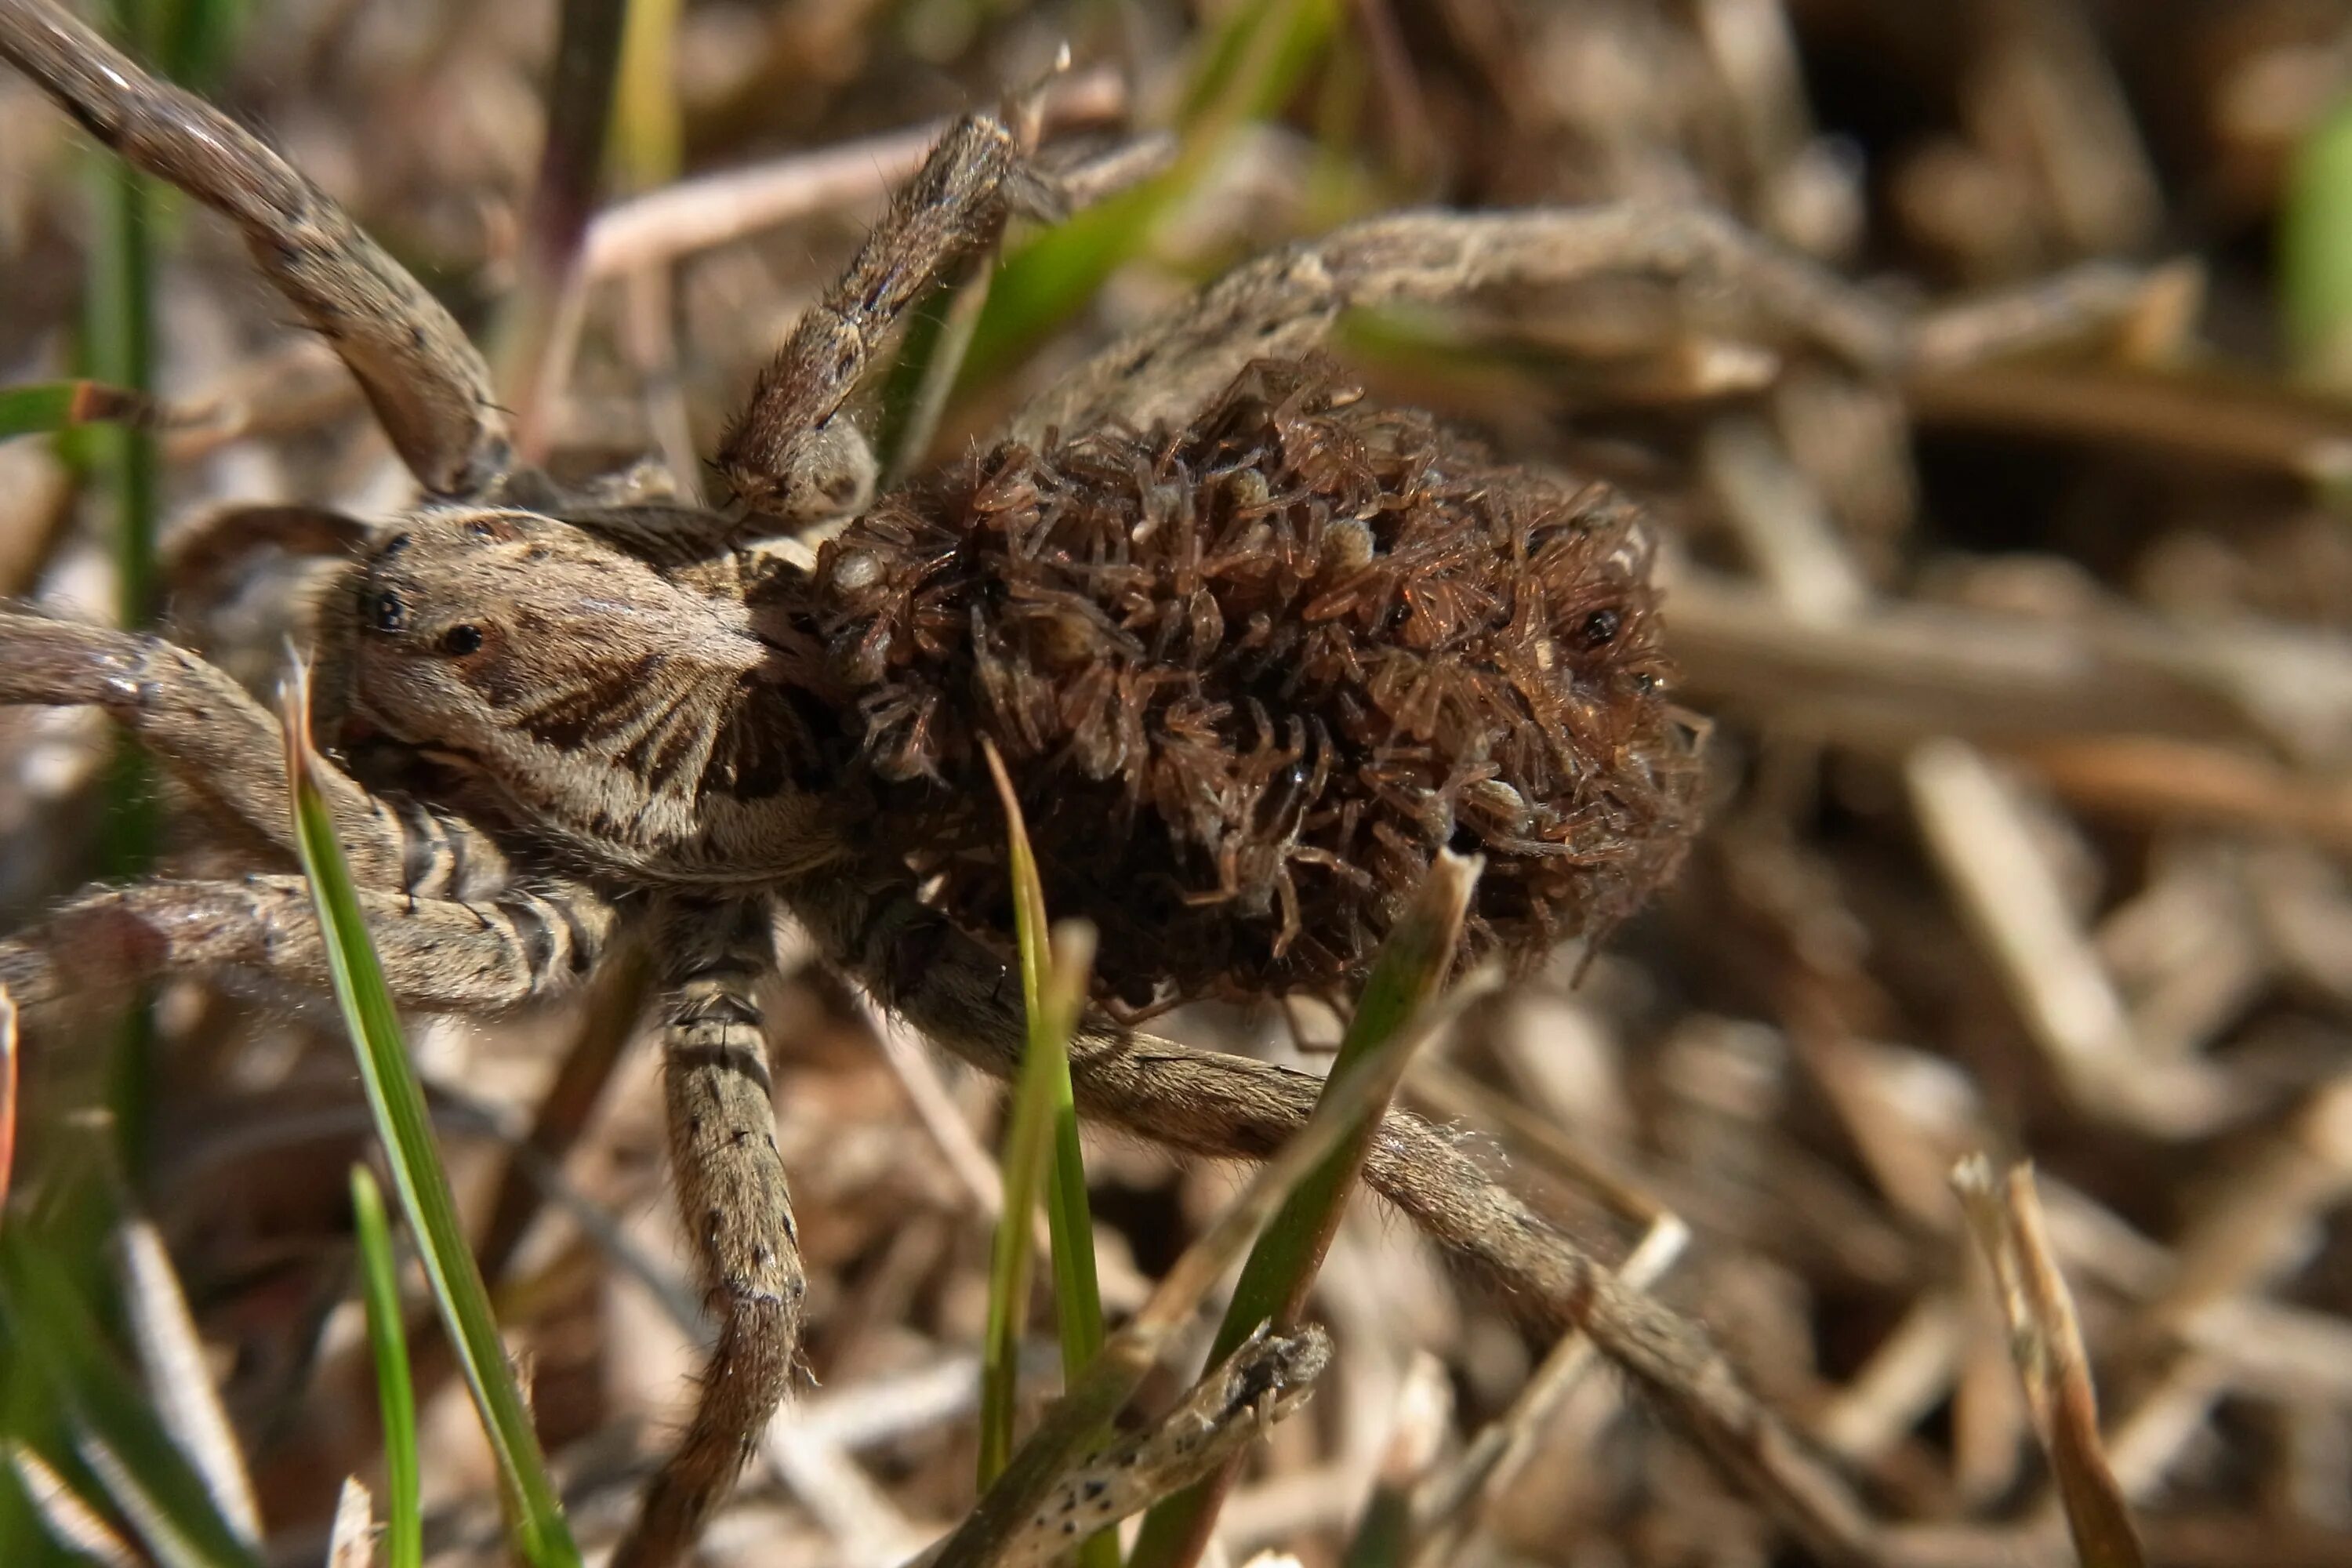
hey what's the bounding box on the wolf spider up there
[0,1,2150,1563]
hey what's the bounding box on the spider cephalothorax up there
[805,358,1699,1008]
[325,506,847,885]
[0,1,2105,1562]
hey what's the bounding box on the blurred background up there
[5,1,2352,1565]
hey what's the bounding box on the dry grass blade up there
[1409,1216,1690,1567]
[578,70,1127,278]
[7,1441,140,1566]
[1907,739,2236,1135]
[326,1476,376,1568]
[112,1214,262,1548]
[1954,1156,2145,1568]
[911,1327,1332,1568]
[72,1432,220,1568]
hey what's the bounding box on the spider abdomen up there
[813,359,1701,1007]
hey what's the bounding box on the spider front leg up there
[0,874,612,1016]
[0,612,513,898]
[1011,203,2157,444]
[1009,204,1902,441]
[715,107,1077,527]
[0,0,508,495]
[613,898,803,1568]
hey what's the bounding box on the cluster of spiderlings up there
[811,359,1702,1009]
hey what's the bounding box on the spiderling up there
[806,358,1702,1011]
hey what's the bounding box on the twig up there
[906,1327,1331,1568]
[1409,1217,1690,1566]
[325,1477,375,1568]
[579,70,1131,280]
[1952,1156,2145,1568]
[1907,739,2241,1134]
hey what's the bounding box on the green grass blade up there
[0,1236,261,1568]
[936,855,1486,1568]
[80,143,157,634]
[608,0,683,194]
[981,745,1105,1380]
[2285,94,2352,388]
[1126,854,1479,1568]
[79,2,169,1189]
[279,666,581,1568]
[350,1167,423,1568]
[977,741,1112,1568]
[976,742,1106,1509]
[1038,918,1103,1389]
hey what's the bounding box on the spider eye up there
[1577,608,1621,648]
[370,590,406,632]
[438,624,485,656]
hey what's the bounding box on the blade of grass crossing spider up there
[1127,853,1479,1568]
[960,0,1341,387]
[0,1236,262,1568]
[351,1167,423,1568]
[1037,920,1118,1568]
[0,383,154,441]
[980,743,1107,1377]
[1038,920,1103,1381]
[975,963,1049,1483]
[935,856,1486,1568]
[280,670,581,1568]
[976,742,1107,1501]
